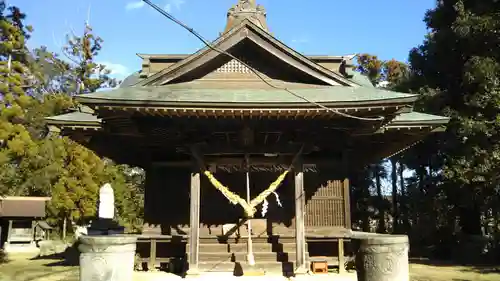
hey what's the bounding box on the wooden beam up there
[186,162,201,275]
[134,116,379,132]
[153,156,346,168]
[294,159,307,274]
[192,143,316,156]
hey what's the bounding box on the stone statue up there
[98,183,115,219]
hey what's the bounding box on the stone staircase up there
[187,235,308,275]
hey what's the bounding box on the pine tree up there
[61,23,117,94]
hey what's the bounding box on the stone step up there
[187,242,297,253]
[189,251,309,263]
[196,261,296,275]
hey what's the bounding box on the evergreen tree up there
[0,3,38,195]
[0,2,144,234]
[408,0,500,236]
[61,23,117,94]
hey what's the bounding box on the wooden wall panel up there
[305,179,350,228]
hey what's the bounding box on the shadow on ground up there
[29,245,80,267]
[0,250,8,264]
[0,256,78,281]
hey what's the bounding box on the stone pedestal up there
[87,219,125,236]
[79,235,137,281]
[355,234,409,281]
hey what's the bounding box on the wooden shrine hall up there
[46,0,449,275]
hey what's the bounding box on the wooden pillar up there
[31,220,36,245]
[339,178,349,274]
[294,161,307,274]
[6,220,13,245]
[149,238,157,272]
[187,170,201,275]
[338,238,345,274]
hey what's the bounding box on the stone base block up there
[79,235,137,281]
[355,234,409,281]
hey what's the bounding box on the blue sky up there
[8,0,435,79]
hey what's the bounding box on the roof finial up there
[223,0,268,33]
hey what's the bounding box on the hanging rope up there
[200,146,304,218]
[203,170,256,216]
[249,170,289,209]
[203,170,289,217]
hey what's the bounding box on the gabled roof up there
[137,19,358,87]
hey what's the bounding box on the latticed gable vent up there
[215,59,253,73]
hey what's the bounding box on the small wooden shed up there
[0,197,51,251]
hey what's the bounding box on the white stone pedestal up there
[79,235,137,281]
[355,234,409,281]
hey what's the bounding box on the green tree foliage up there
[0,2,143,234]
[356,54,410,87]
[61,24,117,94]
[0,2,38,195]
[353,54,412,232]
[408,0,500,239]
[356,54,385,85]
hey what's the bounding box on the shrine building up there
[46,0,449,275]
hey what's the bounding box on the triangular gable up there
[137,19,358,87]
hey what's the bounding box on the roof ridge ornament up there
[223,0,269,33]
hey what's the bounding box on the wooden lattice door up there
[305,179,351,228]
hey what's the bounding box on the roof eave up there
[0,196,52,201]
[390,119,450,126]
[44,116,101,127]
[75,95,419,109]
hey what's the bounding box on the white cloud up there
[125,1,145,11]
[164,0,186,12]
[99,62,130,78]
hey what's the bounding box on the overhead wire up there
[141,0,384,122]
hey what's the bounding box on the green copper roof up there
[45,111,100,125]
[76,85,418,107]
[392,111,450,125]
[349,73,375,88]
[119,71,143,88]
